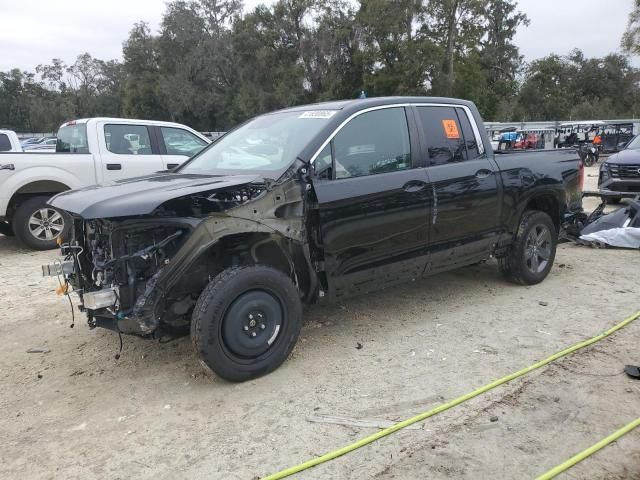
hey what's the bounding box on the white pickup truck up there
[0,130,23,153]
[0,117,210,249]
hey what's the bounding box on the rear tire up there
[191,265,302,382]
[499,210,557,285]
[11,196,71,250]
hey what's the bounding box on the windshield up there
[624,135,640,150]
[56,123,89,153]
[180,110,334,176]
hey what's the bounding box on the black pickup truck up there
[44,97,584,381]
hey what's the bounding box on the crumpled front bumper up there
[42,258,119,309]
[41,256,153,334]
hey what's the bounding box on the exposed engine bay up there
[62,218,193,333]
[44,167,315,337]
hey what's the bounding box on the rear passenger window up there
[0,134,11,151]
[332,108,411,178]
[455,108,480,159]
[416,106,466,165]
[104,124,153,155]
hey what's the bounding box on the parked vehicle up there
[594,123,635,153]
[513,132,539,150]
[20,136,53,148]
[496,128,518,150]
[23,137,57,152]
[20,138,39,147]
[555,121,603,148]
[0,130,23,152]
[0,118,210,249]
[598,134,640,203]
[580,143,600,167]
[43,97,584,382]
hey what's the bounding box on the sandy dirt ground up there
[0,165,638,480]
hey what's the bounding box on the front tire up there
[499,210,557,285]
[191,265,302,382]
[12,196,71,250]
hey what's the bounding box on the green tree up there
[357,0,433,96]
[122,22,167,119]
[425,0,485,96]
[476,0,528,120]
[622,0,640,55]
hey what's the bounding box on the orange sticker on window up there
[442,119,460,139]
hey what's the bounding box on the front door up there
[311,106,432,300]
[414,105,502,273]
[156,126,209,170]
[97,123,163,183]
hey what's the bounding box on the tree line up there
[2,0,640,133]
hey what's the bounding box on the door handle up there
[475,169,492,179]
[106,163,122,170]
[167,163,179,169]
[0,163,15,171]
[402,180,427,193]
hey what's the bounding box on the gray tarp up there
[580,227,640,248]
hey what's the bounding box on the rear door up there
[311,106,432,299]
[97,123,163,182]
[156,126,209,170]
[414,105,502,272]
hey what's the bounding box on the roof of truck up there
[273,96,477,114]
[58,118,209,141]
[59,118,204,130]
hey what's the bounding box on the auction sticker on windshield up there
[442,119,460,139]
[299,111,337,119]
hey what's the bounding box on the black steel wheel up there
[499,210,557,285]
[191,265,302,382]
[222,290,284,358]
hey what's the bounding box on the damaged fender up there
[122,170,317,334]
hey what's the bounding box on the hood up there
[49,172,263,219]
[606,149,640,165]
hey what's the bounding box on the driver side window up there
[318,108,411,179]
[105,124,152,155]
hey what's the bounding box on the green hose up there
[263,310,640,480]
[536,417,640,479]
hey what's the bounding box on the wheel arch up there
[7,180,71,216]
[167,231,317,306]
[522,193,561,232]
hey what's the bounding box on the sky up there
[0,0,636,73]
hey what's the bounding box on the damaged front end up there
[43,167,314,337]
[45,217,196,334]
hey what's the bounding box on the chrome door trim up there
[309,102,485,165]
